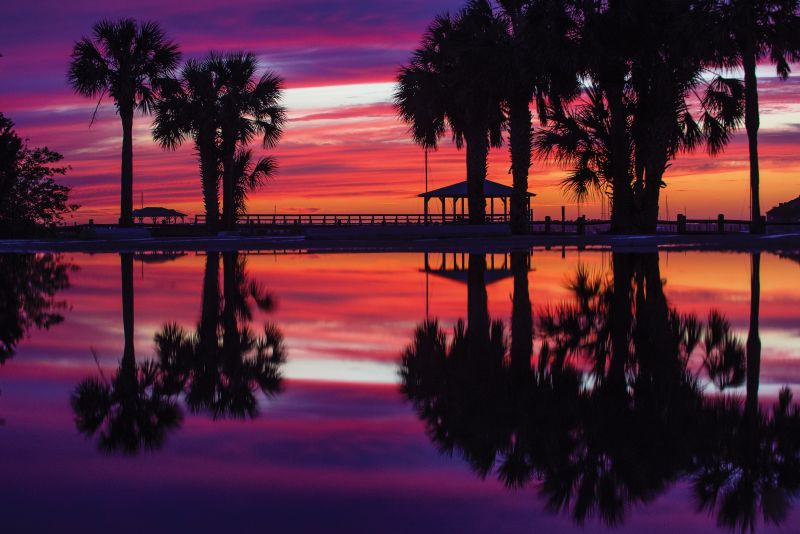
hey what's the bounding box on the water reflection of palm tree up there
[156,252,286,419]
[71,253,181,454]
[401,252,800,531]
[692,252,800,533]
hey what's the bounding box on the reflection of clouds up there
[9,250,800,396]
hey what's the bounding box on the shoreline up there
[1,231,800,254]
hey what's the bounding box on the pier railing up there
[193,213,511,226]
[175,213,798,234]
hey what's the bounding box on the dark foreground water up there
[1,249,799,533]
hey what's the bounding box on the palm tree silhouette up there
[402,252,800,529]
[231,147,277,219]
[153,57,224,233]
[625,0,744,232]
[212,53,285,231]
[690,256,800,532]
[155,252,285,419]
[536,1,744,233]
[71,254,181,454]
[395,0,506,224]
[746,252,762,418]
[68,19,180,227]
[718,1,800,233]
[497,0,578,234]
[692,388,800,532]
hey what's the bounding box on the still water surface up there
[1,249,799,532]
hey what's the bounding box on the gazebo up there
[132,207,187,225]
[418,179,535,222]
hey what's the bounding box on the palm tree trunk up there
[467,254,489,359]
[465,127,488,225]
[221,137,236,232]
[607,86,634,234]
[119,106,134,227]
[745,252,761,418]
[508,92,532,234]
[198,140,220,234]
[641,156,668,233]
[743,49,763,234]
[200,252,220,348]
[222,252,238,360]
[120,253,135,378]
[510,251,532,373]
[609,252,633,389]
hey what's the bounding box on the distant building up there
[132,207,187,224]
[767,196,800,222]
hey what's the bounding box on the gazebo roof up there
[132,207,187,218]
[418,179,535,199]
[423,269,513,285]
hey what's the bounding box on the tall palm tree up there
[537,0,744,233]
[68,19,180,227]
[497,0,578,234]
[626,0,744,232]
[153,57,223,233]
[395,0,506,224]
[719,0,800,233]
[212,53,286,231]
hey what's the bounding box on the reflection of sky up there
[1,250,799,531]
[5,250,800,386]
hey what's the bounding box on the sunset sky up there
[1,0,799,223]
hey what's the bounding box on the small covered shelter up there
[418,179,535,222]
[132,207,187,225]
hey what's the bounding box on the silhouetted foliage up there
[534,0,744,233]
[155,252,286,419]
[72,254,181,454]
[716,0,800,233]
[0,253,73,363]
[395,0,506,224]
[153,57,224,233]
[496,0,579,234]
[401,251,800,532]
[0,113,77,236]
[211,53,286,231]
[68,18,181,227]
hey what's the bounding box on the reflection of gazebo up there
[132,207,187,225]
[421,251,533,316]
[419,180,535,222]
[422,251,531,284]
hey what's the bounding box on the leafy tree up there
[0,113,77,236]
